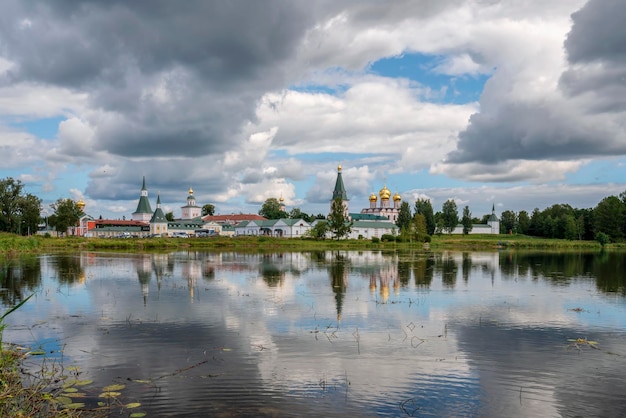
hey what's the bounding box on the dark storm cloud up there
[564,0,626,65]
[560,0,626,112]
[0,0,318,159]
[446,102,622,164]
[445,0,626,166]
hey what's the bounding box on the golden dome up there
[393,192,401,201]
[379,185,391,200]
[76,199,85,210]
[369,193,378,202]
[279,196,284,202]
[338,165,342,172]
[188,187,194,195]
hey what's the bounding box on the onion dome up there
[393,192,401,202]
[279,196,284,202]
[338,165,342,172]
[369,192,378,202]
[188,187,194,195]
[76,199,85,211]
[379,185,391,200]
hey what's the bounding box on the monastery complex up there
[68,166,498,238]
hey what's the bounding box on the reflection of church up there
[360,185,402,223]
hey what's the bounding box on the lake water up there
[2,250,626,417]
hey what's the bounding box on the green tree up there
[0,177,25,233]
[202,204,215,216]
[441,199,458,234]
[594,196,625,241]
[517,210,530,235]
[461,206,472,235]
[414,198,435,235]
[328,197,352,240]
[500,210,517,234]
[19,194,42,236]
[259,198,288,220]
[306,221,329,240]
[413,213,427,242]
[289,208,314,223]
[396,201,412,230]
[165,211,175,221]
[49,198,83,237]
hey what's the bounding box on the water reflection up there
[1,250,626,417]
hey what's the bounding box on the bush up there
[371,237,380,243]
[381,234,396,242]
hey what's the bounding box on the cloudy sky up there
[1,0,625,219]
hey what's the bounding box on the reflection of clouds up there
[3,250,626,416]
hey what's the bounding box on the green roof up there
[332,168,348,201]
[133,176,153,214]
[352,220,397,229]
[350,213,389,221]
[150,194,167,223]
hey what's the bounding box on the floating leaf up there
[64,402,86,409]
[125,402,142,409]
[63,387,79,393]
[99,391,122,399]
[29,349,46,356]
[70,379,94,387]
[133,379,151,384]
[55,396,73,405]
[66,366,81,372]
[130,413,147,418]
[103,383,126,391]
[65,392,87,398]
[97,401,107,407]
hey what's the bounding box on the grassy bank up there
[1,232,620,255]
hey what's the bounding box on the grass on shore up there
[1,231,621,256]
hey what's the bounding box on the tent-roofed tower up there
[330,165,349,217]
[149,193,168,236]
[132,176,153,222]
[487,204,500,234]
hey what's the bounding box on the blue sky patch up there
[12,116,64,139]
[369,53,489,104]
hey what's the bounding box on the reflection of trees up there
[593,252,626,294]
[260,254,284,287]
[462,252,471,283]
[329,252,348,321]
[0,256,41,306]
[413,256,434,287]
[52,255,85,285]
[398,258,411,287]
[441,254,458,288]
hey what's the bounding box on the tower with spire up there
[149,193,168,236]
[132,176,153,222]
[331,165,349,217]
[487,204,500,234]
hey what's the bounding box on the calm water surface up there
[2,250,626,417]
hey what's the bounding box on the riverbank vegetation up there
[1,231,622,256]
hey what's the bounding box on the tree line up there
[2,176,625,243]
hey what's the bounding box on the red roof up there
[94,219,149,227]
[202,214,267,224]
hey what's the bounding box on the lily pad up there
[130,413,147,418]
[125,402,142,409]
[99,391,122,399]
[55,396,73,405]
[103,383,126,391]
